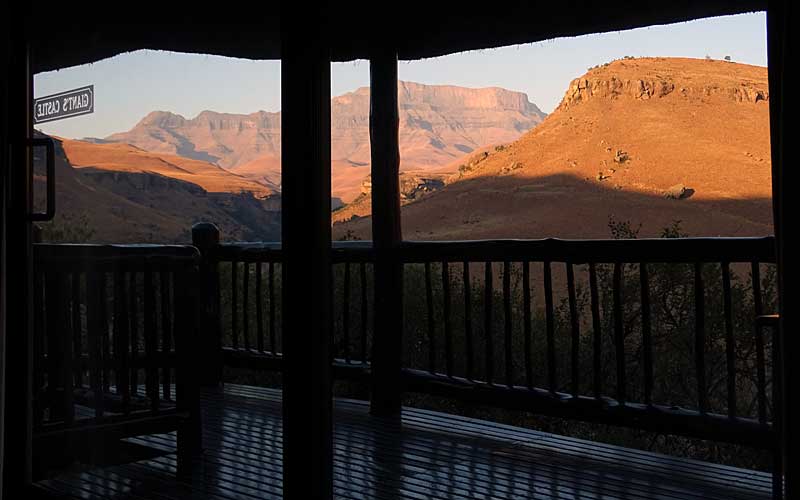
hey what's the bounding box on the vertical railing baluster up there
[114,267,131,414]
[695,262,707,414]
[343,262,351,363]
[71,272,83,389]
[86,271,104,419]
[463,262,474,381]
[722,262,737,418]
[100,272,110,394]
[567,263,580,397]
[425,262,436,374]
[613,263,626,405]
[752,262,767,424]
[589,263,602,399]
[129,271,139,397]
[256,262,264,353]
[231,261,239,349]
[144,270,158,412]
[58,273,74,425]
[360,263,368,363]
[640,263,653,406]
[242,262,250,351]
[269,261,277,355]
[523,261,533,390]
[544,261,556,393]
[33,269,44,426]
[503,261,513,387]
[329,263,336,360]
[770,314,783,500]
[442,261,453,378]
[160,269,172,401]
[45,270,66,422]
[484,261,494,385]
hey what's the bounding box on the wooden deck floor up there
[35,384,772,499]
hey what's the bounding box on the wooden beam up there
[369,49,403,416]
[280,9,333,499]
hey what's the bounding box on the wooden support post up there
[174,263,203,477]
[281,10,333,499]
[2,22,33,496]
[192,222,222,387]
[0,27,8,497]
[369,50,403,416]
[767,2,791,498]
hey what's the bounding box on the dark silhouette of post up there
[192,222,222,387]
[280,8,333,499]
[2,23,34,496]
[767,2,790,499]
[369,49,403,416]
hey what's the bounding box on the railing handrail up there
[399,236,776,263]
[34,243,200,270]
[208,236,776,264]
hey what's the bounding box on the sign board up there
[33,85,94,124]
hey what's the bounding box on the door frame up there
[1,20,34,498]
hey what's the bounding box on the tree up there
[38,212,96,243]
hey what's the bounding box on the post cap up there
[191,222,220,247]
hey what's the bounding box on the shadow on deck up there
[35,384,771,499]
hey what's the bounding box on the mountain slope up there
[334,58,772,240]
[103,82,546,202]
[60,138,277,197]
[34,135,280,243]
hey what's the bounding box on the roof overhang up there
[29,1,766,73]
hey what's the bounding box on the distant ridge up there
[103,82,546,202]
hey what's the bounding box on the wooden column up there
[0,20,8,500]
[369,50,403,416]
[2,21,33,496]
[767,2,791,499]
[280,10,333,500]
[192,222,222,387]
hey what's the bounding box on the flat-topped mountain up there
[102,82,546,202]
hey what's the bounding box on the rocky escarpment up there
[558,57,769,110]
[106,110,282,167]
[105,82,546,200]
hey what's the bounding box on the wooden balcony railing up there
[29,228,779,482]
[31,244,202,476]
[191,225,778,453]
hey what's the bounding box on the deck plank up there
[35,384,772,499]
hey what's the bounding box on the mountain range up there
[39,58,772,244]
[100,81,546,202]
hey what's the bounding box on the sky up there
[34,12,767,139]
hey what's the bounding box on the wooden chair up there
[31,244,202,478]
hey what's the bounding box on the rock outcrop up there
[558,58,769,111]
[360,173,446,201]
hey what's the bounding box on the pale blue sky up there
[34,12,767,139]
